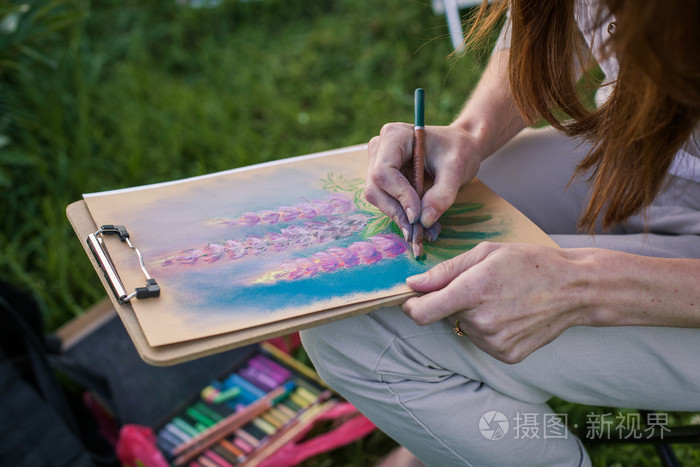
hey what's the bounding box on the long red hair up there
[465,0,700,231]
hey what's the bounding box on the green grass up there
[1,0,484,329]
[1,1,698,465]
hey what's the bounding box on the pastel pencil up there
[412,88,426,259]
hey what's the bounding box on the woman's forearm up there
[451,50,527,160]
[572,248,700,328]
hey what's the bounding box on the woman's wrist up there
[560,247,652,328]
[558,248,619,328]
[449,102,527,162]
[449,118,495,162]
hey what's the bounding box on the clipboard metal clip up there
[86,224,160,304]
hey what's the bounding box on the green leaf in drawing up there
[440,214,493,226]
[439,228,501,240]
[321,172,364,192]
[424,243,479,260]
[428,242,480,251]
[443,203,484,216]
[353,189,382,215]
[387,220,402,237]
[363,216,393,238]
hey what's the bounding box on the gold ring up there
[452,319,465,337]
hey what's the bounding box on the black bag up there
[0,282,115,467]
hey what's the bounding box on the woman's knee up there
[300,312,392,390]
[299,321,345,386]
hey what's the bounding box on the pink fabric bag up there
[256,401,376,467]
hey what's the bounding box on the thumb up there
[419,179,459,229]
[419,154,472,228]
[406,245,490,292]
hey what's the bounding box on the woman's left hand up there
[402,242,594,364]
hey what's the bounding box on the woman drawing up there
[301,0,700,465]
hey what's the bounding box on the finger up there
[420,167,466,228]
[465,331,530,365]
[459,332,514,364]
[370,166,421,224]
[369,123,414,172]
[367,126,421,224]
[453,324,510,363]
[402,273,479,325]
[372,124,421,223]
[367,133,414,237]
[367,135,381,169]
[424,221,441,242]
[364,183,413,241]
[406,243,495,292]
[367,129,408,188]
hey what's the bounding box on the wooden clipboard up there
[67,143,558,366]
[66,199,413,366]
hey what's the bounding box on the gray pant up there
[300,127,700,467]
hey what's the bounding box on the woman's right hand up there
[365,122,485,242]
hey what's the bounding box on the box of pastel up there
[57,301,376,467]
[155,343,375,467]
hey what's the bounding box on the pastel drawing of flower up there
[158,172,501,288]
[310,251,341,272]
[202,243,226,262]
[289,258,318,279]
[264,232,289,252]
[238,212,260,226]
[158,214,371,267]
[259,210,280,224]
[160,248,202,266]
[328,194,353,213]
[369,235,407,258]
[246,236,267,255]
[277,206,297,222]
[295,202,318,219]
[253,233,407,284]
[224,240,246,260]
[311,199,335,216]
[347,242,382,265]
[325,247,359,268]
[207,193,355,228]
